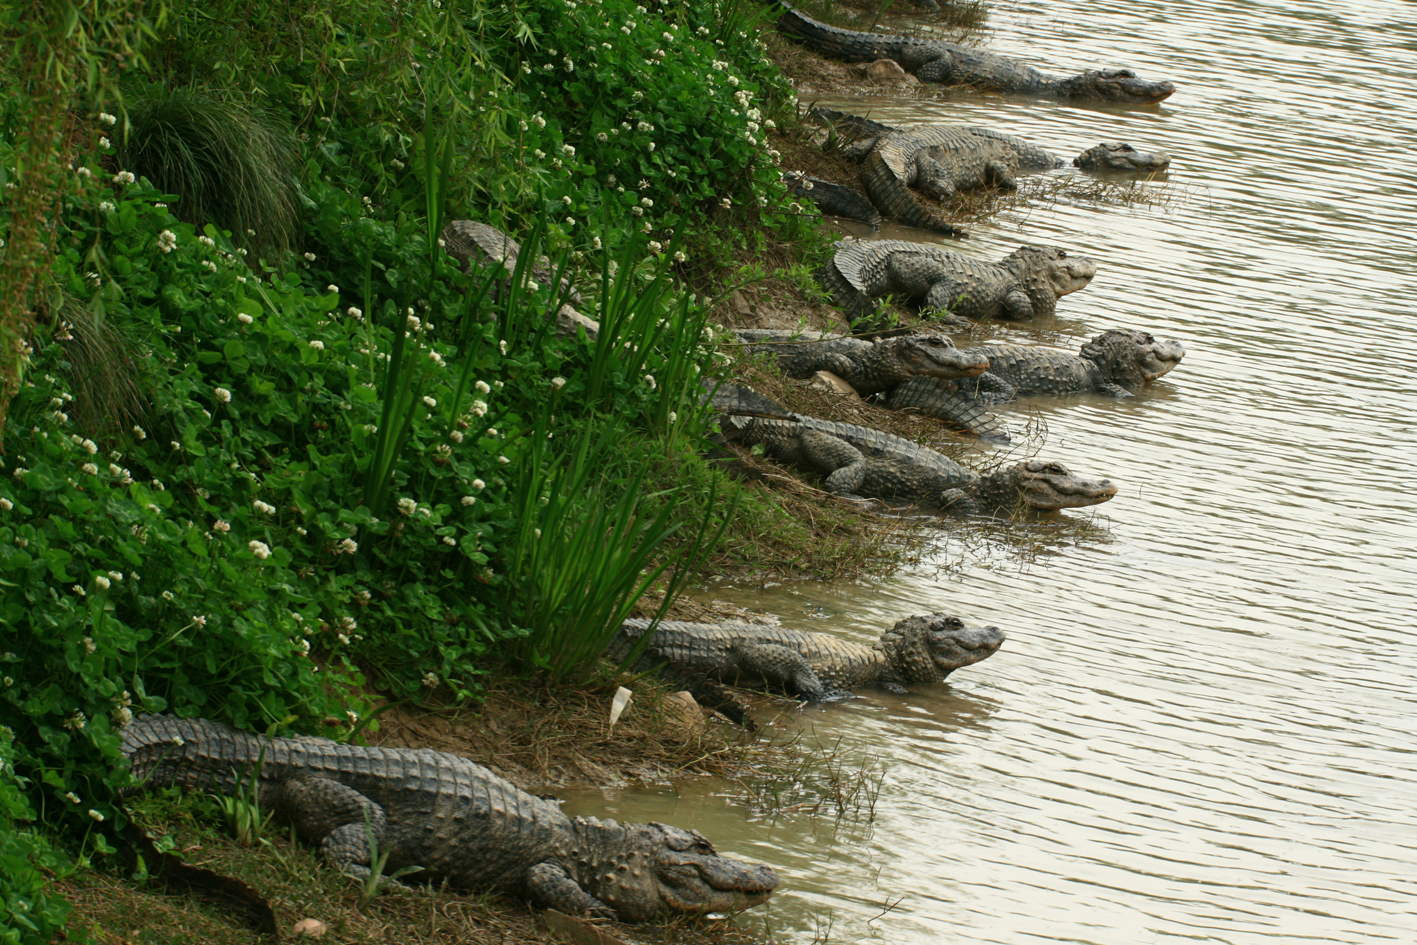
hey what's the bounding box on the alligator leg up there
[526,862,618,919]
[984,159,1019,192]
[793,429,868,495]
[277,777,391,882]
[730,643,854,702]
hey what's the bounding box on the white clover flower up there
[297,638,311,656]
[631,206,643,217]
[303,252,316,262]
[470,399,489,417]
[647,240,664,253]
[720,197,732,209]
[475,380,491,394]
[592,236,603,250]
[108,571,123,582]
[499,339,508,354]
[422,671,440,687]
[550,376,567,390]
[562,195,572,205]
[249,540,271,559]
[114,170,136,185]
[108,463,123,476]
[441,536,456,546]
[99,200,115,212]
[214,518,230,533]
[422,395,436,408]
[82,462,98,475]
[647,142,655,152]
[254,500,276,515]
[534,148,546,160]
[214,387,232,403]
[111,706,133,728]
[95,575,110,591]
[498,455,510,464]
[428,350,445,367]
[532,114,546,128]
[644,374,656,389]
[65,710,87,730]
[0,498,11,511]
[596,132,608,143]
[88,809,105,822]
[471,478,487,491]
[65,791,81,804]
[727,75,739,87]
[157,230,177,253]
[198,235,215,248]
[308,340,324,350]
[338,633,350,645]
[449,429,463,443]
[668,411,677,423]
[398,497,417,515]
[99,112,116,126]
[461,495,477,506]
[192,615,207,627]
[640,197,653,208]
[563,57,574,72]
[237,312,254,325]
[407,314,421,331]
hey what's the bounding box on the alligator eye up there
[1044,462,1068,474]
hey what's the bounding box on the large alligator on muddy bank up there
[777,3,1176,104]
[721,409,1117,515]
[611,613,1005,703]
[121,715,778,922]
[822,240,1097,327]
[735,329,988,394]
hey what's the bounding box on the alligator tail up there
[776,3,905,63]
[859,151,968,236]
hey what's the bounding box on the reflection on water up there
[564,0,1417,941]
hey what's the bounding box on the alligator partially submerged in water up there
[721,408,1117,515]
[963,329,1187,402]
[800,109,1171,232]
[822,240,1097,327]
[735,329,988,395]
[122,715,778,922]
[610,613,1005,702]
[777,3,1176,104]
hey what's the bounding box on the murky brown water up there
[565,1,1417,941]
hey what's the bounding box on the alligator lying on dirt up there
[852,124,1021,234]
[822,240,1097,327]
[777,2,1176,104]
[735,329,989,395]
[441,220,599,337]
[122,715,778,922]
[611,613,1005,702]
[962,329,1187,402]
[721,408,1117,515]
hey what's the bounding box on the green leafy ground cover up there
[0,0,854,937]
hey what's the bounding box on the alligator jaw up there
[648,825,779,918]
[1144,338,1187,380]
[1067,69,1176,104]
[1015,460,1118,511]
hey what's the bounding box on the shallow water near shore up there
[564,1,1417,941]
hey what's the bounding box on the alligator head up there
[1003,246,1098,319]
[570,819,779,922]
[881,613,1006,684]
[1056,69,1176,104]
[1080,329,1185,388]
[896,332,990,379]
[1074,141,1172,172]
[1001,459,1118,512]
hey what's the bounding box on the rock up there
[806,371,862,399]
[853,59,919,87]
[293,918,328,937]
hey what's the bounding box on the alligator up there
[440,220,599,337]
[813,109,1173,175]
[121,714,778,922]
[961,329,1186,402]
[852,124,1020,235]
[721,410,1116,515]
[736,329,989,395]
[783,171,884,228]
[610,613,1005,702]
[777,2,1176,104]
[821,239,1097,328]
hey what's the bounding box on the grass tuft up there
[119,89,299,260]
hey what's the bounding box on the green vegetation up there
[0,0,838,936]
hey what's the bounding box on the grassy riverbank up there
[0,0,947,940]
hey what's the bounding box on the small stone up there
[293,918,328,937]
[805,371,862,399]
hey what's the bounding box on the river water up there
[564,1,1417,941]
